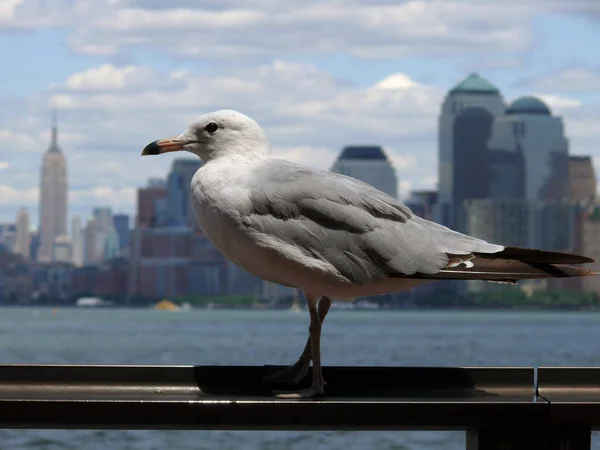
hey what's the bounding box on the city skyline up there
[0,2,599,225]
[0,69,593,233]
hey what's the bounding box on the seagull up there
[142,109,596,399]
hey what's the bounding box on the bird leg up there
[274,293,327,399]
[263,296,331,386]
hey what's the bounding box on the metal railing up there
[0,364,597,449]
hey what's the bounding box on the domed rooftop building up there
[437,73,506,229]
[506,96,551,116]
[486,93,569,203]
[449,73,501,95]
[330,145,398,198]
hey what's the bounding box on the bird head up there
[141,109,270,162]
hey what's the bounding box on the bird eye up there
[205,122,219,133]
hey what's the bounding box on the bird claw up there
[273,385,324,399]
[263,361,310,386]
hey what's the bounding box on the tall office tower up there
[103,227,121,260]
[330,146,398,198]
[84,217,98,265]
[490,96,570,202]
[136,181,167,228]
[38,112,68,262]
[70,216,84,267]
[569,155,597,207]
[113,214,130,251]
[13,207,30,260]
[92,207,113,233]
[92,206,113,262]
[437,73,506,229]
[0,224,16,252]
[52,235,71,263]
[166,159,203,227]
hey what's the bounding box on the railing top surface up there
[0,365,545,430]
[0,364,534,399]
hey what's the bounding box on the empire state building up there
[38,113,68,263]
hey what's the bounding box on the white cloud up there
[62,64,155,91]
[389,153,418,171]
[0,62,445,222]
[0,185,38,205]
[273,146,337,171]
[0,0,544,59]
[529,67,600,93]
[374,73,419,90]
[0,129,39,152]
[70,186,136,208]
[537,94,583,111]
[0,161,9,170]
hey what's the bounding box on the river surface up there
[1,308,599,449]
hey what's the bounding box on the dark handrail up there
[0,365,595,449]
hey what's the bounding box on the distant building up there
[92,206,113,261]
[330,146,398,198]
[113,214,130,251]
[405,190,438,221]
[491,96,569,202]
[52,235,71,263]
[70,216,84,267]
[437,73,506,228]
[29,232,40,261]
[147,178,166,188]
[462,199,531,249]
[0,224,16,253]
[569,155,597,206]
[136,182,168,228]
[84,217,98,265]
[580,206,600,295]
[166,159,203,227]
[103,227,120,260]
[38,112,68,262]
[128,227,227,299]
[14,207,30,260]
[92,207,113,234]
[226,262,266,297]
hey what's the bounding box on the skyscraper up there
[494,96,570,202]
[71,216,84,267]
[330,146,397,198]
[14,207,30,260]
[437,73,506,228]
[84,217,98,265]
[52,235,71,263]
[92,206,114,262]
[0,224,16,252]
[38,112,68,262]
[137,181,167,228]
[569,155,597,206]
[113,214,130,251]
[166,159,203,227]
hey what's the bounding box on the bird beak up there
[141,136,187,156]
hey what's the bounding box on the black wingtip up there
[477,246,595,265]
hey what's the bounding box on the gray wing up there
[233,159,502,285]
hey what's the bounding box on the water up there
[1,308,600,449]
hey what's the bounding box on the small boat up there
[153,299,180,311]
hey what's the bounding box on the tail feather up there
[407,247,597,283]
[419,260,597,283]
[475,246,595,265]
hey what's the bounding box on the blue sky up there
[0,1,599,226]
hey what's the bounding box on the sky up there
[0,0,599,226]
